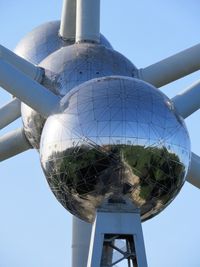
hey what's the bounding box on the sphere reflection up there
[40,76,191,222]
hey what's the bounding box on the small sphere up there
[40,76,191,222]
[22,43,137,148]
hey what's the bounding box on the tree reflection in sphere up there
[40,76,191,223]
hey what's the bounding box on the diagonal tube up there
[60,0,76,41]
[0,60,60,118]
[0,44,45,128]
[172,80,200,119]
[0,128,32,162]
[138,44,200,88]
[0,98,21,129]
[0,44,44,82]
[187,152,200,189]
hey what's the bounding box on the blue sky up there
[0,1,200,266]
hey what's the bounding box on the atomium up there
[12,16,192,225]
[1,1,200,266]
[40,76,191,223]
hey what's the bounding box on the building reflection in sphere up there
[40,76,191,223]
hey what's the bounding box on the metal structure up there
[1,1,200,266]
[87,197,147,267]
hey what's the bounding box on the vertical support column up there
[76,0,100,43]
[72,216,92,267]
[60,0,76,41]
[87,199,148,267]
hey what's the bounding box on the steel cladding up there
[40,76,191,223]
[16,22,191,223]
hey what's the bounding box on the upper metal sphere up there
[15,21,71,65]
[40,43,136,96]
[21,43,137,149]
[15,20,113,64]
[40,76,191,223]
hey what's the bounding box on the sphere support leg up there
[72,216,92,267]
[87,198,148,267]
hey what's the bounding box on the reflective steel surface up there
[40,76,191,223]
[40,43,136,97]
[15,20,72,64]
[21,105,45,150]
[15,20,113,65]
[21,42,137,148]
[16,21,114,149]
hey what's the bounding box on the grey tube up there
[0,44,44,82]
[0,44,45,129]
[0,128,32,162]
[76,0,100,43]
[139,44,200,88]
[60,0,76,41]
[0,98,21,129]
[72,216,92,267]
[187,152,200,189]
[172,80,200,119]
[0,59,60,118]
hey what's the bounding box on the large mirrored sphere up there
[40,76,191,223]
[22,43,137,149]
